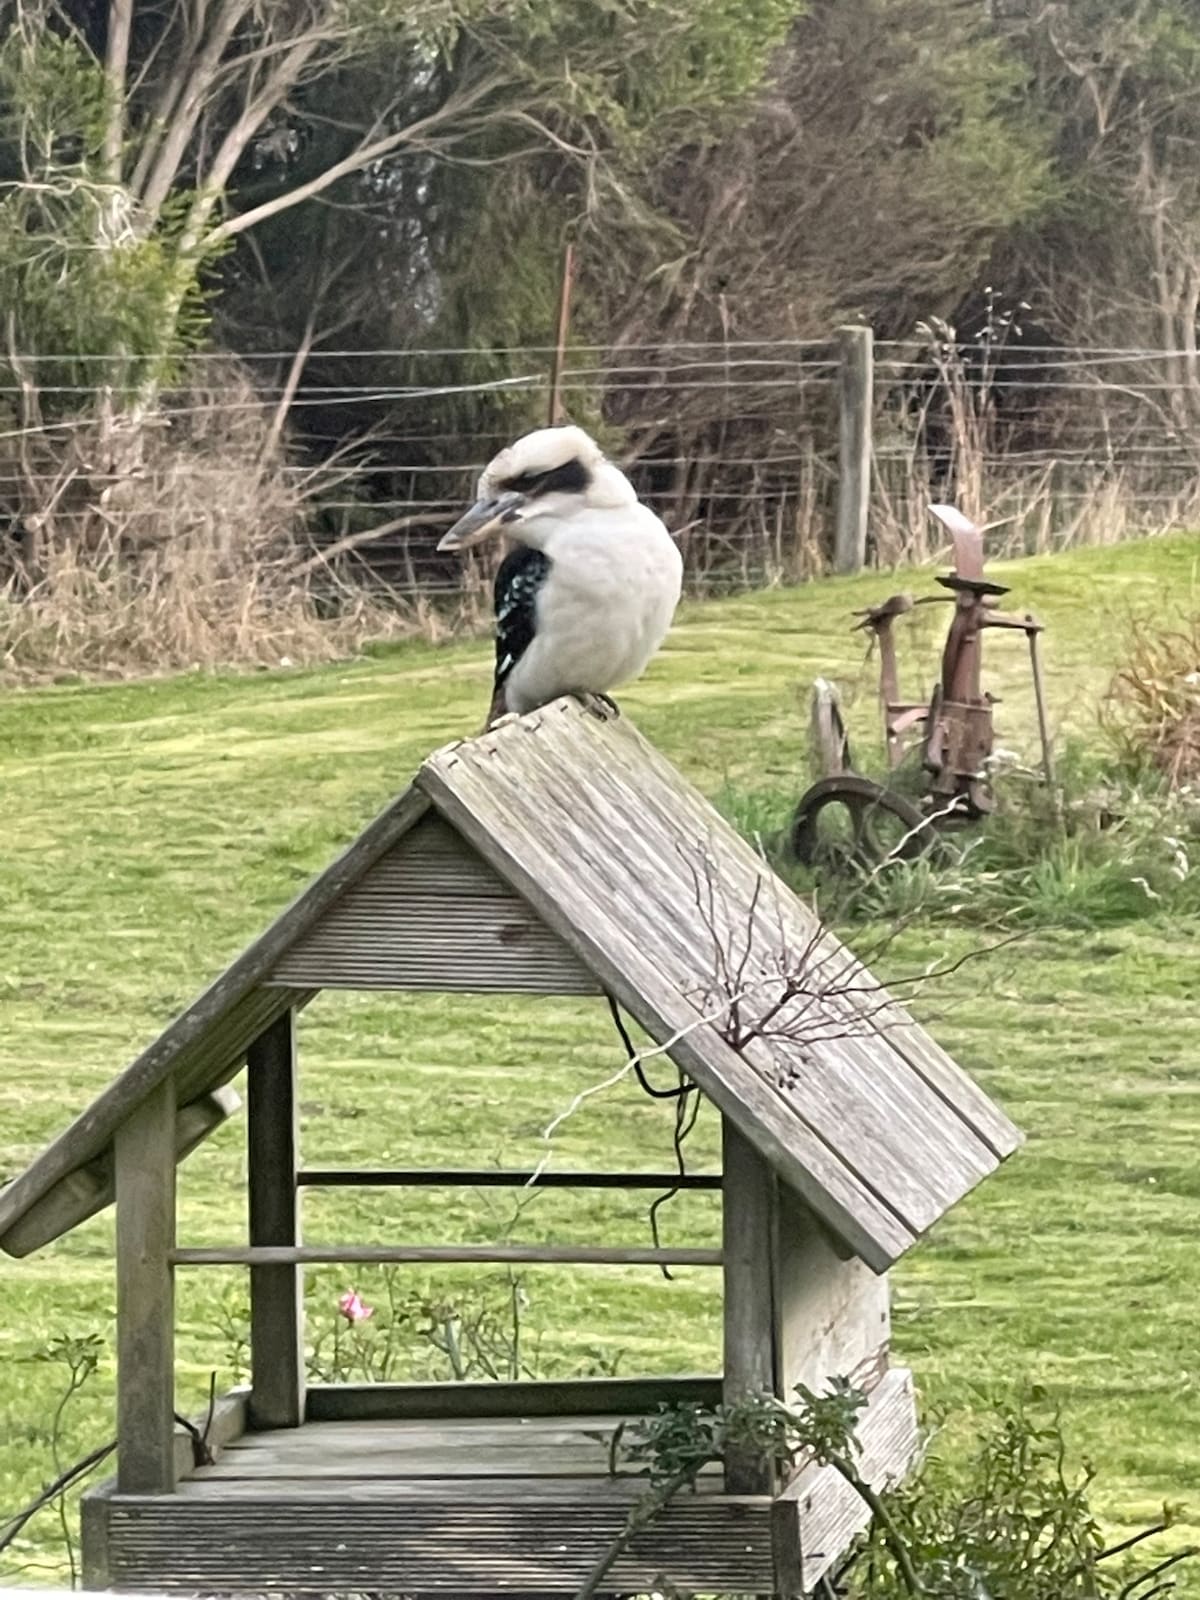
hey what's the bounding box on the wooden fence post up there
[834,324,874,574]
[248,1008,305,1428]
[115,1077,177,1493]
[721,1117,778,1495]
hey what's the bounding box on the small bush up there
[1105,615,1200,790]
[843,1390,1194,1600]
[0,362,435,681]
[720,744,1200,932]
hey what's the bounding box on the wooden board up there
[247,1012,304,1430]
[115,1079,177,1495]
[0,1086,240,1259]
[415,700,1020,1267]
[268,814,601,994]
[781,1365,920,1591]
[97,1489,778,1594]
[305,1374,722,1422]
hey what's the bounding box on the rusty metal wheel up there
[789,774,944,871]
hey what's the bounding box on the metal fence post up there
[834,324,874,574]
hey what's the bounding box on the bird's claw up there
[486,710,522,731]
[573,691,620,720]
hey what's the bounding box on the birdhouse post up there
[0,698,1019,1597]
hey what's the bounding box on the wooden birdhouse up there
[0,698,1020,1597]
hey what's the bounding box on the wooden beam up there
[247,1011,304,1429]
[0,1086,240,1260]
[834,323,873,574]
[173,1243,723,1267]
[776,1366,919,1592]
[174,1388,249,1478]
[306,1374,723,1422]
[721,1118,778,1495]
[115,1077,176,1494]
[296,1167,721,1190]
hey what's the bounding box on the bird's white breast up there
[504,504,682,714]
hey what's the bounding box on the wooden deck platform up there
[82,1371,918,1596]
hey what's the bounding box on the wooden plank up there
[174,1389,248,1481]
[173,1243,723,1267]
[0,1086,240,1259]
[418,715,915,1270]
[0,787,430,1241]
[174,1474,675,1502]
[453,720,979,1233]
[115,1077,177,1495]
[268,816,600,994]
[247,1011,304,1430]
[198,1450,620,1480]
[721,1119,778,1495]
[296,1167,722,1190]
[100,1491,777,1594]
[552,714,1000,1229]
[219,1420,628,1455]
[80,1480,114,1589]
[305,1375,722,1422]
[775,1185,890,1401]
[478,705,1012,1239]
[835,324,873,574]
[780,1366,919,1591]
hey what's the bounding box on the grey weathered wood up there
[97,1489,777,1594]
[80,1479,113,1588]
[0,1086,240,1259]
[268,816,600,995]
[114,1077,176,1495]
[247,1011,304,1430]
[775,1183,890,1401]
[721,1119,778,1494]
[297,1167,722,1190]
[835,323,873,574]
[305,1375,722,1422]
[454,701,1016,1255]
[0,786,429,1246]
[417,709,917,1269]
[174,1388,248,1480]
[173,1242,723,1267]
[554,716,996,1228]
[780,1366,919,1591]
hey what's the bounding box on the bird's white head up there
[437,424,630,553]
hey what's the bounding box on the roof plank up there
[416,730,917,1270]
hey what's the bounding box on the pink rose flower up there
[337,1290,374,1323]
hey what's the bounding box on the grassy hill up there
[1,533,1198,1585]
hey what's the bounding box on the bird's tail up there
[483,683,508,732]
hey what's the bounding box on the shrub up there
[1105,615,1200,790]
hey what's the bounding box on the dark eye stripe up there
[499,458,589,497]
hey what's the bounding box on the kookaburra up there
[438,425,683,726]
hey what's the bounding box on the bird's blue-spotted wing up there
[493,545,550,695]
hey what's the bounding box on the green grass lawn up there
[1,534,1199,1586]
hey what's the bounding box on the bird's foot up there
[572,691,621,721]
[485,710,523,732]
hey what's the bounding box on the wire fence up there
[4,334,1200,601]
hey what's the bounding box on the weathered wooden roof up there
[0,697,1019,1269]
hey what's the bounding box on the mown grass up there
[1,534,1199,1586]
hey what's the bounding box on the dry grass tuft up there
[1106,614,1200,787]
[0,362,451,682]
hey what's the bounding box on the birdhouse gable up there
[0,696,1019,1271]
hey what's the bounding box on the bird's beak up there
[437,490,527,553]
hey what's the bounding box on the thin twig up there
[0,1439,117,1554]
